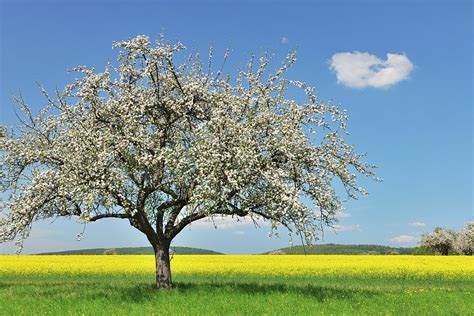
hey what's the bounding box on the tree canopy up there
[454,222,474,256]
[420,227,456,256]
[0,35,375,288]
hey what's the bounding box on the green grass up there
[1,272,472,315]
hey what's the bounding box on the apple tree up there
[0,35,375,289]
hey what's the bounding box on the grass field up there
[1,255,473,315]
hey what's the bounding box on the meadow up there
[1,255,473,315]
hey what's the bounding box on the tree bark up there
[153,242,172,289]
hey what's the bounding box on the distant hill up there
[37,246,222,255]
[265,244,414,255]
[36,244,422,256]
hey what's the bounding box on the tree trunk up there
[439,245,449,256]
[153,242,172,289]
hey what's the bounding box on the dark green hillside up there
[36,244,420,255]
[37,246,222,255]
[265,244,413,255]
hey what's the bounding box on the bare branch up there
[88,213,132,222]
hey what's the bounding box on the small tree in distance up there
[454,222,474,256]
[420,227,456,255]
[0,35,376,289]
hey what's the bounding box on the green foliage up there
[411,247,435,256]
[267,244,413,255]
[1,272,472,315]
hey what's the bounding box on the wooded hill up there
[36,244,424,255]
[38,246,222,255]
[265,244,415,255]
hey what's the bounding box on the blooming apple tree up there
[0,35,375,288]
[454,222,474,256]
[420,227,456,255]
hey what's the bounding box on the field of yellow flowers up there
[1,255,473,315]
[1,254,473,278]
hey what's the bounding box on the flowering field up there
[1,255,473,315]
[1,255,473,278]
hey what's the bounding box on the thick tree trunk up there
[153,242,172,289]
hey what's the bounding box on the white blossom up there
[0,35,376,253]
[454,221,474,255]
[420,227,456,255]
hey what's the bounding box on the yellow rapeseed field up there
[1,255,473,278]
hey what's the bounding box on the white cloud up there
[234,230,245,235]
[281,37,289,44]
[409,221,426,227]
[333,224,361,232]
[330,51,413,88]
[390,234,419,243]
[335,212,352,219]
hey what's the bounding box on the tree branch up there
[166,210,208,240]
[88,213,132,222]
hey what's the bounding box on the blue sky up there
[0,0,472,254]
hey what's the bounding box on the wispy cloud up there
[281,37,289,44]
[390,234,419,243]
[335,212,352,219]
[409,221,426,228]
[330,51,413,88]
[334,224,362,232]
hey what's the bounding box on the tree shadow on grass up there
[118,281,377,303]
[0,280,377,303]
[0,283,10,290]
